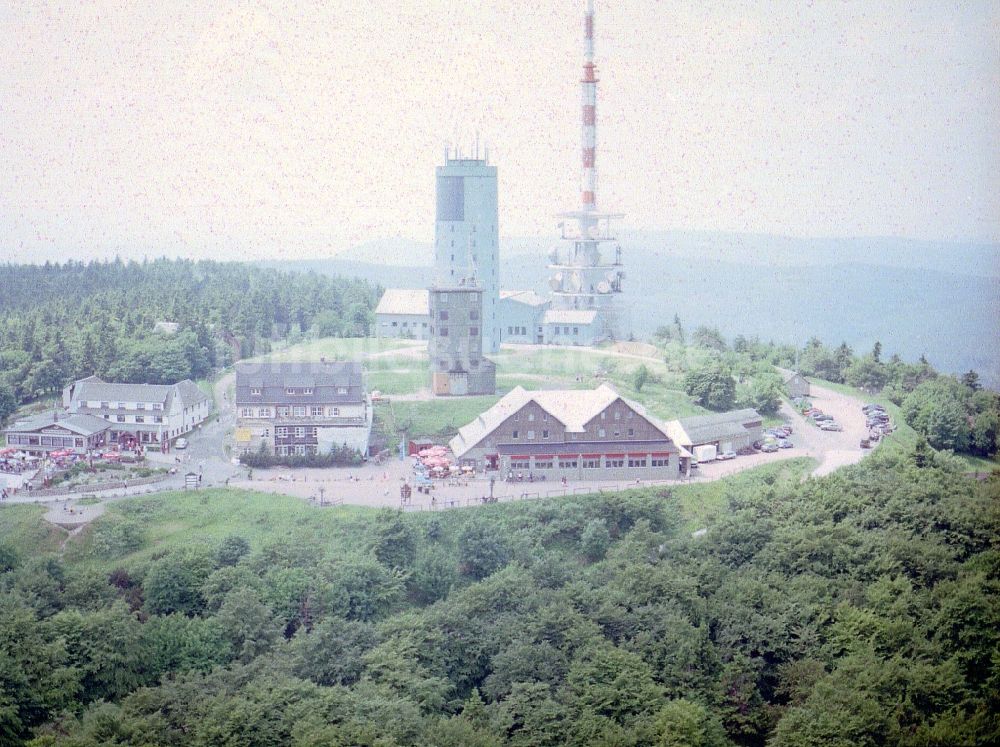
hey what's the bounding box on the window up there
[626,411,633,419]
[469,327,478,336]
[583,457,600,469]
[606,457,624,468]
[310,406,324,417]
[136,403,145,410]
[293,406,306,417]
[558,458,578,469]
[116,415,125,423]
[512,430,519,439]
[152,402,163,410]
[470,359,479,368]
[294,427,305,438]
[614,411,621,420]
[627,428,634,437]
[250,387,261,396]
[100,401,110,409]
[527,430,535,440]
[440,327,449,337]
[134,415,144,423]
[307,427,317,438]
[295,445,307,456]
[510,459,530,470]
[258,408,270,417]
[598,428,606,438]
[573,327,579,335]
[534,459,553,470]
[554,326,560,335]
[563,326,570,335]
[508,326,513,335]
[542,429,549,439]
[439,310,449,320]
[277,406,289,416]
[276,427,288,437]
[391,321,398,327]
[154,416,163,423]
[470,310,479,321]
[651,456,670,467]
[613,429,620,437]
[329,407,340,416]
[528,412,534,421]
[117,402,126,409]
[241,408,253,417]
[338,387,348,395]
[277,445,289,456]
[628,456,648,468]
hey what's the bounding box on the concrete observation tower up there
[548,0,625,342]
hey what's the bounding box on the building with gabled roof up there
[449,383,680,480]
[664,408,763,455]
[234,360,372,458]
[3,411,112,455]
[62,376,211,450]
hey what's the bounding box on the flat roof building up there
[375,288,431,340]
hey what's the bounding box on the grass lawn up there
[0,503,65,557]
[61,489,375,569]
[375,396,503,443]
[260,337,421,362]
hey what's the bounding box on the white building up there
[499,290,549,345]
[62,376,211,449]
[541,309,602,346]
[435,153,499,355]
[374,288,430,340]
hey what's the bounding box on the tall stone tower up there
[434,151,499,354]
[428,148,497,396]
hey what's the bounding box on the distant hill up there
[260,231,1000,386]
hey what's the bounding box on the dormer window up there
[250,387,262,396]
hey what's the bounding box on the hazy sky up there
[2,1,998,263]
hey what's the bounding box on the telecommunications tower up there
[547,0,625,341]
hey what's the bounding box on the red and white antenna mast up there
[581,0,598,213]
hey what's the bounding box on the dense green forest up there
[0,448,996,746]
[657,321,999,459]
[0,259,379,419]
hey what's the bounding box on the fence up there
[24,473,169,498]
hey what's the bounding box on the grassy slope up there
[61,489,375,570]
[0,504,65,557]
[43,454,815,569]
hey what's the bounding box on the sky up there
[1,1,998,263]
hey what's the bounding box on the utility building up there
[428,285,496,395]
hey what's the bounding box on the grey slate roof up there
[671,408,762,445]
[5,412,112,437]
[235,361,365,405]
[71,378,209,410]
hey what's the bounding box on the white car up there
[174,437,189,449]
[819,422,843,432]
[718,451,737,460]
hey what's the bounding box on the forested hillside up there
[1,449,996,746]
[0,259,379,418]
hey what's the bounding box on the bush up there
[239,443,364,469]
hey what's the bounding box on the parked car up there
[761,442,779,453]
[820,421,843,431]
[718,451,737,460]
[174,437,188,449]
[860,439,872,449]
[777,440,794,449]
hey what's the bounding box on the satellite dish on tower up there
[569,272,583,292]
[588,224,601,239]
[550,272,564,291]
[597,280,611,294]
[548,248,559,264]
